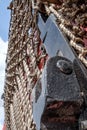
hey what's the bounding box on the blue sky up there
[0,0,11,41]
[0,1,11,129]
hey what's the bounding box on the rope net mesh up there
[44,0,87,66]
[4,0,87,130]
[4,0,40,130]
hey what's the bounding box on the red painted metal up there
[2,124,6,130]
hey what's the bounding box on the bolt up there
[56,59,73,74]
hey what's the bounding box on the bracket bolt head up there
[56,59,73,74]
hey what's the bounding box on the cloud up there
[0,37,8,94]
[0,37,8,129]
[0,123,3,130]
[0,107,4,124]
